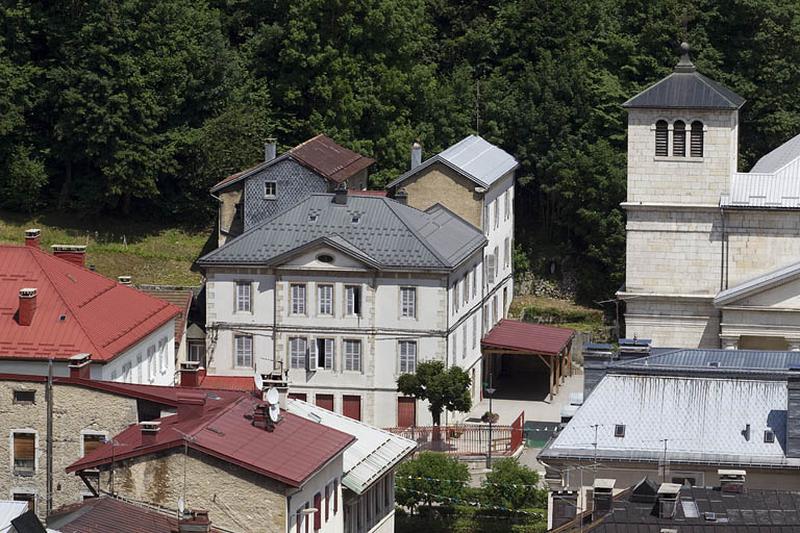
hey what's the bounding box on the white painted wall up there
[288,454,345,533]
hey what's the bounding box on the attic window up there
[264,181,277,199]
[317,254,334,263]
[351,215,361,224]
[764,429,775,443]
[308,214,318,222]
[13,390,35,404]
[708,361,720,368]
[614,424,625,438]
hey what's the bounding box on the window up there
[122,362,132,383]
[147,345,156,380]
[655,120,668,156]
[494,199,499,229]
[13,432,35,474]
[314,493,322,530]
[12,493,35,513]
[451,334,457,362]
[452,282,459,313]
[291,284,306,315]
[492,296,498,325]
[290,337,308,370]
[325,484,331,522]
[673,120,686,156]
[494,246,499,279]
[462,325,467,359]
[691,121,704,157]
[345,286,361,316]
[472,315,478,349]
[136,353,142,383]
[316,338,335,370]
[264,181,276,199]
[484,204,490,235]
[399,341,417,374]
[236,281,252,312]
[505,190,511,220]
[159,337,167,372]
[504,237,511,269]
[400,287,416,318]
[351,215,361,224]
[234,334,253,367]
[82,433,105,456]
[472,265,478,298]
[486,255,496,284]
[344,340,362,372]
[13,390,35,404]
[614,424,626,438]
[318,285,333,315]
[764,429,775,443]
[188,341,206,366]
[317,254,333,263]
[463,273,470,304]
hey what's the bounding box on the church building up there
[619,43,800,350]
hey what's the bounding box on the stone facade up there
[400,162,483,228]
[0,380,141,520]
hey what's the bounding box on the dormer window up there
[351,215,360,224]
[264,181,277,199]
[673,120,686,156]
[655,120,668,156]
[690,121,704,157]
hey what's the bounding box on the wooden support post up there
[549,357,555,401]
[555,353,561,394]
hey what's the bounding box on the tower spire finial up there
[675,41,696,73]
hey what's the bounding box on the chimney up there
[251,402,275,432]
[68,353,92,379]
[264,138,277,162]
[395,188,409,205]
[177,510,211,533]
[617,337,651,361]
[333,183,348,205]
[582,343,615,399]
[718,469,746,494]
[24,229,41,249]
[788,369,800,457]
[176,391,206,420]
[656,483,681,519]
[51,244,87,267]
[117,275,132,285]
[17,288,37,326]
[261,370,289,410]
[550,490,578,529]
[591,479,615,520]
[179,361,201,387]
[139,421,161,445]
[411,142,422,169]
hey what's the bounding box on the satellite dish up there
[265,386,279,405]
[269,404,280,422]
[178,497,185,514]
[254,372,264,391]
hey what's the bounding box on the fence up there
[387,412,525,457]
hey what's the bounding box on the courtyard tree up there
[395,451,470,514]
[482,457,546,510]
[397,361,471,428]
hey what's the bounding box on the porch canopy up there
[481,319,575,400]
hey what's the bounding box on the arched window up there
[690,121,704,157]
[655,120,668,157]
[673,120,686,156]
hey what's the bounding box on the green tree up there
[396,452,470,513]
[397,361,471,427]
[482,458,546,510]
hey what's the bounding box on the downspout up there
[273,270,278,371]
[719,206,727,349]
[46,358,54,514]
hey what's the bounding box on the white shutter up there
[308,339,318,371]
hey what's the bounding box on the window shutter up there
[655,120,668,156]
[14,433,34,459]
[673,120,686,156]
[691,121,704,157]
[325,484,330,521]
[308,339,318,371]
[314,493,322,530]
[334,479,339,513]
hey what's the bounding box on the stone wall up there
[218,187,244,246]
[624,297,719,348]
[401,163,482,228]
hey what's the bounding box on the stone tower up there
[619,43,746,348]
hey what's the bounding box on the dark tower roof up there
[623,42,745,110]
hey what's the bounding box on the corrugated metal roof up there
[541,374,790,466]
[481,319,575,356]
[386,135,518,189]
[287,399,416,494]
[751,132,800,173]
[714,260,800,305]
[198,194,485,271]
[612,348,800,375]
[721,166,800,209]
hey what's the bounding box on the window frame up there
[187,341,206,365]
[80,430,108,457]
[12,390,36,405]
[235,280,252,313]
[398,340,417,374]
[504,189,511,221]
[400,287,416,319]
[343,339,362,372]
[614,424,626,438]
[289,337,308,370]
[345,285,362,317]
[234,334,253,368]
[317,284,334,316]
[12,430,36,475]
[672,120,686,157]
[147,345,156,381]
[690,120,704,157]
[264,181,277,199]
[12,492,36,514]
[494,198,500,229]
[290,284,307,316]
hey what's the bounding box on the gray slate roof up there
[623,50,744,110]
[612,348,800,377]
[539,374,793,467]
[197,194,486,271]
[387,135,518,189]
[714,260,800,306]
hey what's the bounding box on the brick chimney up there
[139,421,161,445]
[51,244,87,267]
[177,510,211,533]
[68,353,92,379]
[24,229,41,249]
[176,391,206,420]
[179,361,201,387]
[117,275,132,285]
[17,288,37,326]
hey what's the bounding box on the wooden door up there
[342,395,361,421]
[316,394,334,412]
[397,397,416,428]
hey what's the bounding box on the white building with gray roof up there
[197,186,496,427]
[619,42,800,349]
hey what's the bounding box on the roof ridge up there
[381,198,449,268]
[695,72,738,106]
[289,133,325,152]
[622,72,677,107]
[28,248,108,359]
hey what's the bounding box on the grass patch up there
[0,210,211,285]
[509,295,604,335]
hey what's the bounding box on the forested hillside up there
[1,0,799,303]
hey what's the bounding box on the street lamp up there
[485,385,496,469]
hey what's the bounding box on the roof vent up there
[51,244,87,267]
[718,469,746,494]
[708,361,720,367]
[118,275,132,285]
[68,353,92,379]
[703,512,717,522]
[140,421,161,444]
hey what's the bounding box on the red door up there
[397,397,416,427]
[342,395,361,421]
[316,394,334,412]
[288,393,307,401]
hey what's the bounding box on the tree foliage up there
[395,452,470,513]
[397,360,471,426]
[482,458,545,510]
[2,0,800,302]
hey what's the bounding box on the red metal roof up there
[481,319,575,356]
[67,395,355,487]
[0,246,181,362]
[49,496,223,533]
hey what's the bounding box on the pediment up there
[271,237,379,271]
[715,261,800,308]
